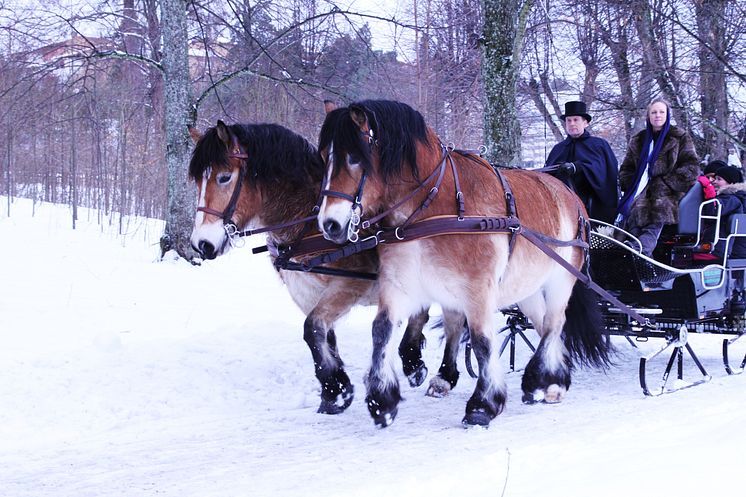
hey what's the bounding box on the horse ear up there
[216,120,231,147]
[350,107,370,134]
[187,125,202,144]
[324,100,338,114]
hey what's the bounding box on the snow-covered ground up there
[1,196,745,497]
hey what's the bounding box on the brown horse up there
[317,100,612,427]
[188,120,465,414]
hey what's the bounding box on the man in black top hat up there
[545,100,619,224]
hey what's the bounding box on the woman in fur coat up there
[617,97,700,255]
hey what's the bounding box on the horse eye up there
[347,153,361,166]
[217,172,232,185]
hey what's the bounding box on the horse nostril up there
[198,240,217,259]
[323,219,342,238]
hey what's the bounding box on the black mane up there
[318,100,431,180]
[189,123,324,186]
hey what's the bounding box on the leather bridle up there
[196,135,249,237]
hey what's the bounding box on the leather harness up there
[208,138,650,326]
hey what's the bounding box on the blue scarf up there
[617,113,671,219]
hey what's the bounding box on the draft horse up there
[188,120,461,414]
[318,100,612,427]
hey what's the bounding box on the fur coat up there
[619,125,700,226]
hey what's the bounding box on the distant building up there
[32,35,114,80]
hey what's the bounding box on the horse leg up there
[518,281,573,404]
[304,312,354,415]
[398,308,429,387]
[463,312,507,427]
[366,306,410,427]
[426,310,466,397]
[521,331,570,404]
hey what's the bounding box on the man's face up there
[564,115,589,138]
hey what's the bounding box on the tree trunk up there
[525,77,563,142]
[481,0,534,166]
[160,0,196,260]
[70,110,78,230]
[5,124,11,216]
[696,0,729,159]
[633,0,688,130]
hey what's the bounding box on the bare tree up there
[695,0,730,158]
[481,0,535,165]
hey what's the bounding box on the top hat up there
[561,101,592,122]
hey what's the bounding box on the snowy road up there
[1,197,744,496]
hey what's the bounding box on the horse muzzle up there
[190,222,229,259]
[321,218,348,244]
[193,240,218,260]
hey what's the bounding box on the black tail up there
[562,281,615,368]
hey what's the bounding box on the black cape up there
[545,130,619,223]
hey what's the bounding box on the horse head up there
[189,120,325,259]
[317,100,431,244]
[189,120,256,259]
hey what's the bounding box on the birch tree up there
[481,0,534,166]
[159,0,195,259]
[695,0,730,157]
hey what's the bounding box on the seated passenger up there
[697,159,727,198]
[701,166,746,311]
[700,166,746,260]
[617,97,700,256]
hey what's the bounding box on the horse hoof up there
[317,384,354,414]
[544,384,566,403]
[425,376,451,398]
[521,385,565,405]
[372,409,398,428]
[406,364,428,388]
[522,390,543,404]
[366,396,399,427]
[462,409,492,428]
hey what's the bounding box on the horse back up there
[500,167,587,237]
